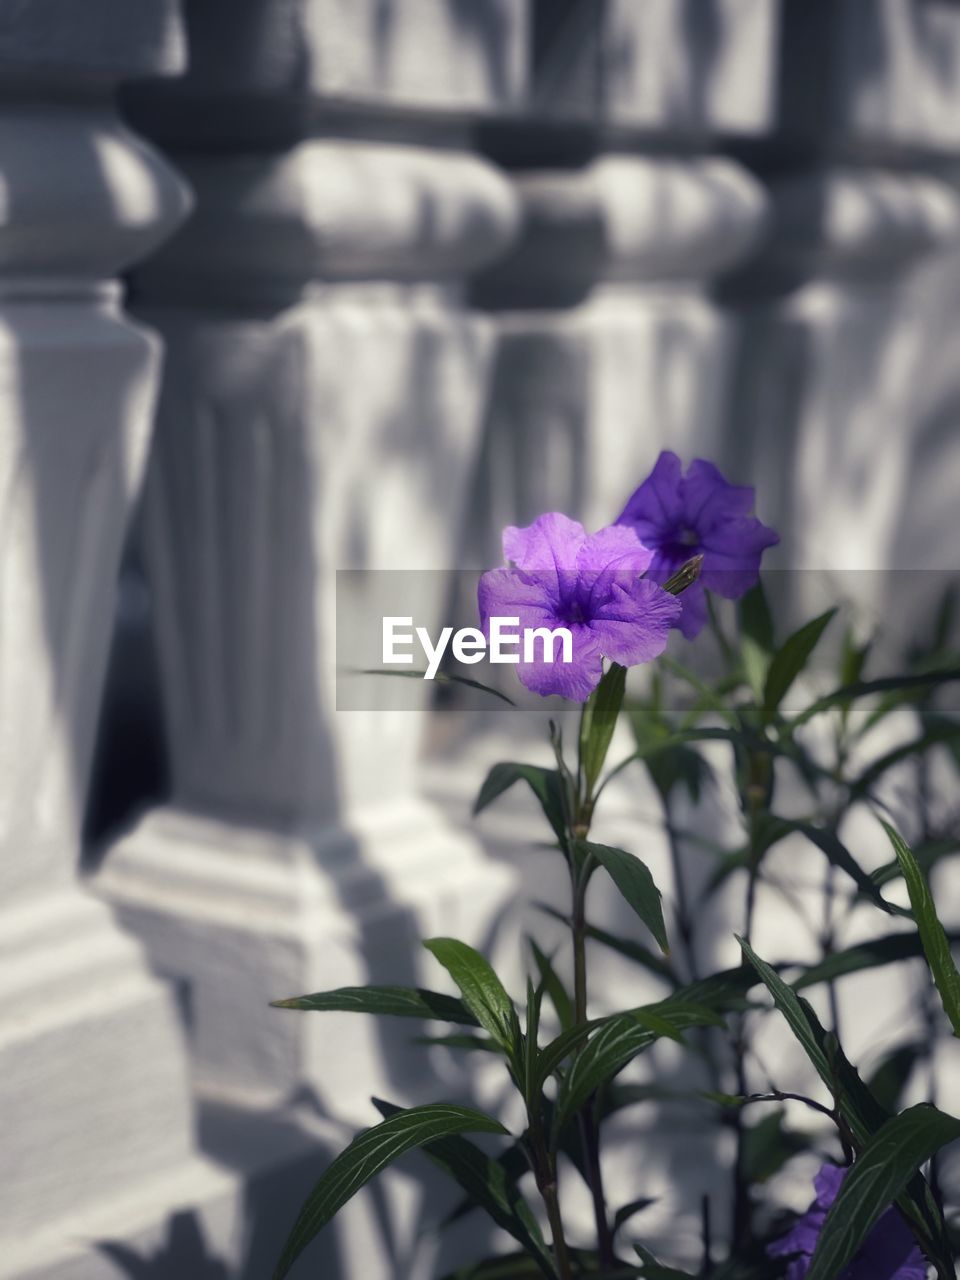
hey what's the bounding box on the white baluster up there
[0,6,235,1277]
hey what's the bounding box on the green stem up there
[732,774,763,1250]
[527,1085,572,1280]
[540,1173,573,1280]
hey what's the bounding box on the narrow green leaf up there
[474,762,568,844]
[612,1197,657,1235]
[740,579,775,649]
[372,1100,555,1278]
[271,985,477,1025]
[529,937,574,1031]
[806,1106,960,1280]
[274,1103,508,1278]
[739,582,775,702]
[792,933,927,991]
[884,821,960,1038]
[534,902,676,984]
[524,977,542,1102]
[762,608,836,723]
[737,937,832,1084]
[441,1254,547,1280]
[414,1034,502,1054]
[740,1109,810,1184]
[424,938,519,1056]
[577,839,669,954]
[851,720,960,797]
[789,667,960,729]
[866,1044,921,1115]
[579,662,627,798]
[738,937,955,1272]
[635,1245,697,1278]
[356,667,516,706]
[554,1003,721,1134]
[793,823,907,917]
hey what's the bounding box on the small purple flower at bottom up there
[477,512,681,702]
[616,450,779,640]
[768,1163,927,1280]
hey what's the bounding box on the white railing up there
[2,1,959,1276]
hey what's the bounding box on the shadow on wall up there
[98,1213,231,1280]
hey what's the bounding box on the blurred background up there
[3,1,960,1277]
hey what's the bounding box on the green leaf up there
[356,667,516,706]
[762,607,836,723]
[738,937,955,1272]
[850,719,960,797]
[529,937,574,1031]
[789,666,960,729]
[791,823,907,917]
[443,1252,641,1280]
[440,1255,551,1280]
[414,1034,502,1053]
[656,659,740,727]
[884,821,960,1038]
[274,1103,508,1278]
[534,903,676,984]
[866,1044,921,1115]
[554,1003,721,1134]
[806,1106,960,1280]
[524,977,542,1102]
[423,938,520,1057]
[474,762,568,845]
[577,840,668,954]
[634,1245,697,1278]
[533,1020,599,1090]
[271,985,477,1025]
[740,1109,810,1184]
[673,964,760,1013]
[579,662,627,798]
[792,933,928,991]
[612,1197,657,1235]
[739,582,775,702]
[736,937,832,1092]
[372,1100,555,1278]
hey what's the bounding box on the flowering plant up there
[272,455,960,1280]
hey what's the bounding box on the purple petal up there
[586,578,681,667]
[676,582,709,639]
[681,458,756,530]
[852,1206,928,1280]
[812,1163,846,1206]
[503,513,586,571]
[768,1164,927,1280]
[478,567,562,629]
[576,524,654,576]
[699,516,780,599]
[516,623,603,701]
[616,451,685,543]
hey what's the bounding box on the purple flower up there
[477,512,681,701]
[616,451,779,639]
[768,1163,927,1280]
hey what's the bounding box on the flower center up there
[558,600,588,625]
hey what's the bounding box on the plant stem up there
[665,809,699,982]
[570,859,615,1268]
[528,1093,573,1280]
[732,777,763,1250]
[540,1171,573,1280]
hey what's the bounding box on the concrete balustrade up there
[1,1,959,1275]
